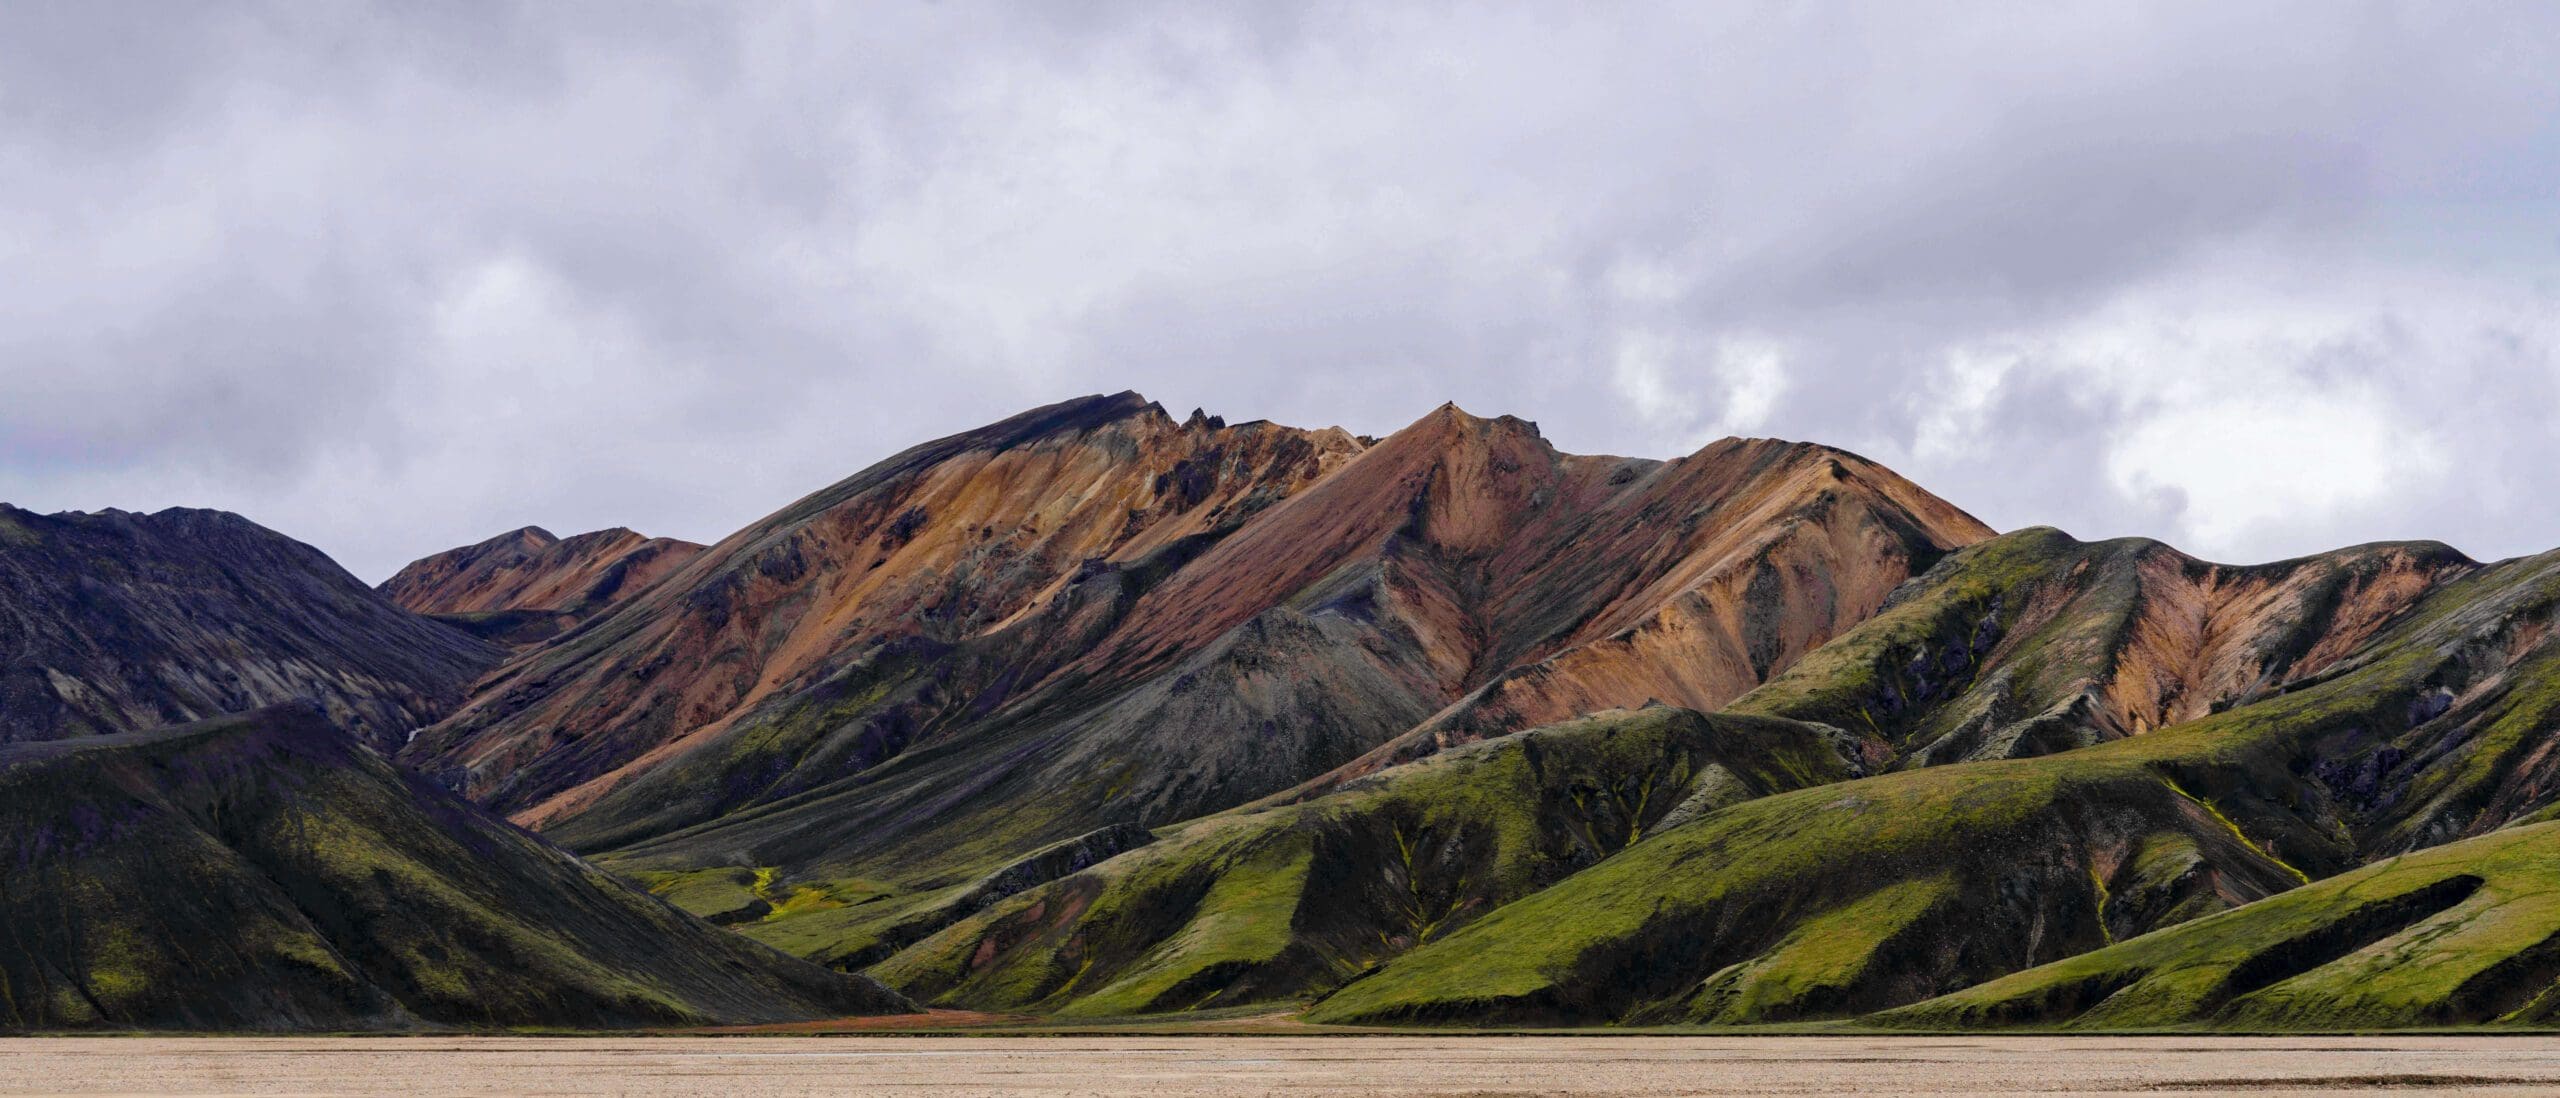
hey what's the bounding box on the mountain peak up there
[379,522,703,632]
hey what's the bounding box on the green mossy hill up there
[0,705,909,1033]
[869,706,1852,1016]
[1301,748,2306,1027]
[625,823,1156,972]
[1308,550,2560,1027]
[1878,820,2560,1030]
[1732,527,2470,767]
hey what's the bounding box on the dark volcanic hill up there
[0,505,500,749]
[0,704,907,1032]
[381,525,705,647]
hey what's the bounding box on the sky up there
[4,2,2558,581]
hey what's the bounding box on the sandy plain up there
[6,1035,2560,1096]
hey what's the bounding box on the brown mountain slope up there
[379,526,704,647]
[0,505,499,750]
[435,396,1988,973]
[406,393,1368,822]
[1277,426,1986,795]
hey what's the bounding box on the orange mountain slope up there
[404,394,1989,897]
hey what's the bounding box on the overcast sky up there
[5,2,2557,581]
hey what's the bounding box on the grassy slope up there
[1878,819,2560,1030]
[866,706,1857,1016]
[1307,547,2560,1027]
[0,705,907,1033]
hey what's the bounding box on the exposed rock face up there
[407,394,1985,897]
[1731,527,2476,767]
[407,393,1372,829]
[0,704,908,1032]
[382,525,705,617]
[380,526,705,648]
[0,505,500,750]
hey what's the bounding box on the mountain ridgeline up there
[380,525,705,648]
[19,390,2560,1033]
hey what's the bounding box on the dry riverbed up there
[6,1036,2560,1096]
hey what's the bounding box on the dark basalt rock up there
[0,504,499,750]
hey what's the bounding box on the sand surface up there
[6,1035,2560,1096]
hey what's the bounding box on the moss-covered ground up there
[869,706,1855,1016]
[1878,819,2560,1030]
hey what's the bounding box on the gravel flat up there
[7,1036,2560,1096]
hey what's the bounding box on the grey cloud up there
[2,1,2557,580]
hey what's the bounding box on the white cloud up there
[2107,385,2446,558]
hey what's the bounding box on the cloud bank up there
[4,1,2556,579]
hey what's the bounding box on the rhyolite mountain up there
[0,704,907,1032]
[381,525,704,647]
[32,390,2560,1034]
[401,392,1991,971]
[0,504,499,749]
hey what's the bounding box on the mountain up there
[380,526,705,647]
[1305,537,2560,1026]
[0,505,500,749]
[404,394,1988,972]
[0,704,908,1032]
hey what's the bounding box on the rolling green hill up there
[1879,818,2560,1030]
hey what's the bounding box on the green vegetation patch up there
[1879,820,2560,1030]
